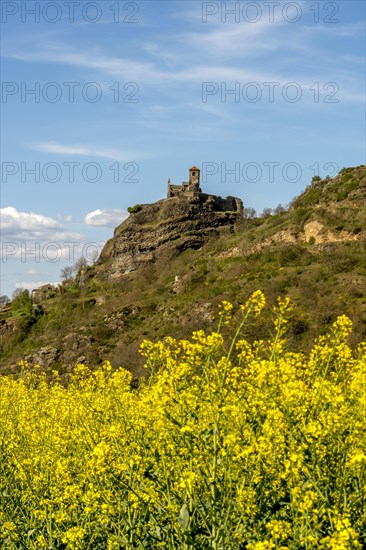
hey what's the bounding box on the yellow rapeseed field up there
[0,291,365,549]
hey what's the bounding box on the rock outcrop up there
[97,167,243,279]
[14,345,59,372]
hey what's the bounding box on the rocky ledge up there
[97,191,243,279]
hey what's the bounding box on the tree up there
[0,295,10,305]
[273,204,286,216]
[12,288,31,309]
[243,207,257,220]
[11,288,43,336]
[60,266,74,282]
[61,256,90,283]
[74,256,88,275]
[261,208,273,218]
[11,289,34,335]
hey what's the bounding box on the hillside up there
[0,165,365,380]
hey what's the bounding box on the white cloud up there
[84,208,128,227]
[7,42,363,105]
[56,214,74,223]
[31,141,153,162]
[6,46,160,81]
[0,206,83,248]
[6,45,271,85]
[1,206,61,231]
[4,12,364,105]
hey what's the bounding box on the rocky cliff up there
[97,192,243,279]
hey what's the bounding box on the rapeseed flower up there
[0,291,364,548]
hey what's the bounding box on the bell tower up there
[189,166,201,192]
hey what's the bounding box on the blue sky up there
[1,0,365,297]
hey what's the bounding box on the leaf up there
[178,503,190,531]
[165,411,182,428]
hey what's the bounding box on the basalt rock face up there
[97,193,243,279]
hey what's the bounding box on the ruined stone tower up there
[188,166,201,191]
[166,166,242,217]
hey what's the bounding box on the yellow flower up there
[241,289,266,316]
[218,300,234,325]
[0,291,365,548]
[61,527,86,548]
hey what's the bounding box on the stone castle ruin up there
[97,164,244,279]
[167,166,202,197]
[167,166,243,214]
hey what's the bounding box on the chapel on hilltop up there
[167,166,202,197]
[166,166,243,215]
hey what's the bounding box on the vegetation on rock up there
[127,204,142,214]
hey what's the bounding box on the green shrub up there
[11,290,42,337]
[342,173,353,183]
[128,204,142,214]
